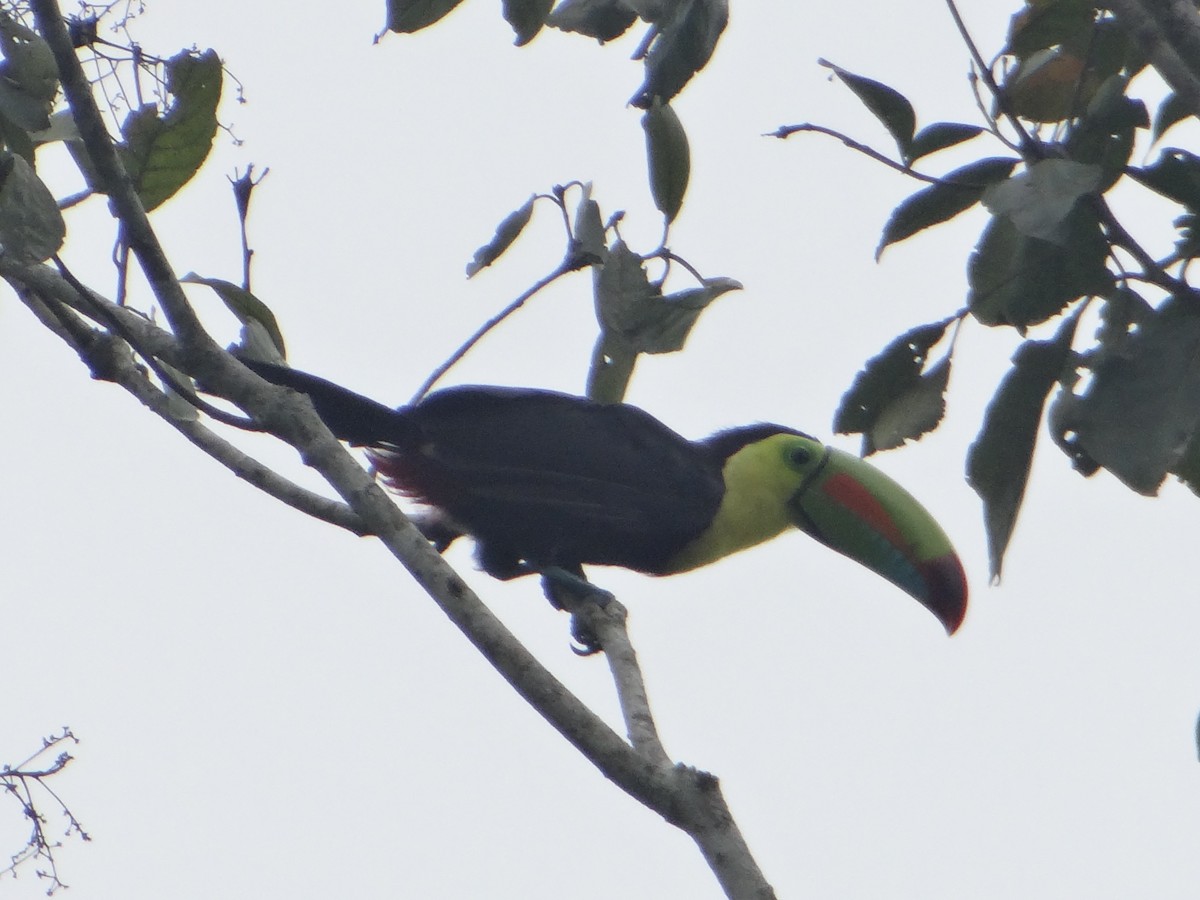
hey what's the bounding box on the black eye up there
[788,445,813,467]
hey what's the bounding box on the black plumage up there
[242,360,769,576]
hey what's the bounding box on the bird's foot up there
[539,567,613,656]
[410,512,463,553]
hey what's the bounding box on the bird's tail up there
[239,358,414,448]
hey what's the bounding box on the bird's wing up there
[380,387,726,571]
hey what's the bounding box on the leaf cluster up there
[0,13,222,269]
[789,0,1200,579]
[384,0,726,108]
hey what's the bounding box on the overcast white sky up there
[5,3,1200,898]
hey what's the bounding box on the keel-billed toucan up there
[243,360,967,634]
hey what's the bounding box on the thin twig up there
[944,0,1039,157]
[411,258,576,402]
[50,255,261,430]
[769,123,944,184]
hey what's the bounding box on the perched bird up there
[242,359,967,634]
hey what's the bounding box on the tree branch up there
[10,280,371,535]
[31,0,219,359]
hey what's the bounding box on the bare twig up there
[769,123,944,183]
[943,0,1040,158]
[411,258,577,402]
[2,728,87,894]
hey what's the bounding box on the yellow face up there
[666,433,830,573]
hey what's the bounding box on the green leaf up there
[820,59,915,159]
[0,13,57,131]
[0,149,64,263]
[1152,92,1192,146]
[181,274,287,359]
[1049,298,1200,495]
[547,0,638,43]
[877,157,1017,259]
[967,205,1110,329]
[386,0,466,33]
[834,317,953,455]
[966,313,1078,581]
[502,0,553,45]
[642,98,689,222]
[465,195,535,278]
[630,0,728,107]
[118,49,221,211]
[907,122,984,164]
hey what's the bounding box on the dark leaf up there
[865,357,951,454]
[1063,79,1145,191]
[624,278,741,354]
[834,317,954,454]
[547,0,637,42]
[967,205,1110,328]
[1005,0,1094,59]
[1128,149,1200,213]
[877,157,1017,258]
[907,122,985,164]
[0,13,57,131]
[820,59,915,159]
[503,0,554,45]
[1152,92,1192,146]
[0,149,64,263]
[594,240,657,331]
[642,99,689,222]
[966,312,1079,581]
[572,186,607,265]
[0,111,34,166]
[1049,298,1200,495]
[118,50,221,211]
[630,0,728,107]
[1172,431,1200,497]
[465,196,536,277]
[595,241,738,353]
[386,0,466,32]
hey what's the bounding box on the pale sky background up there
[5,3,1200,898]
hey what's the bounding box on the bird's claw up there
[538,567,613,655]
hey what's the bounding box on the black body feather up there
[243,360,742,575]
